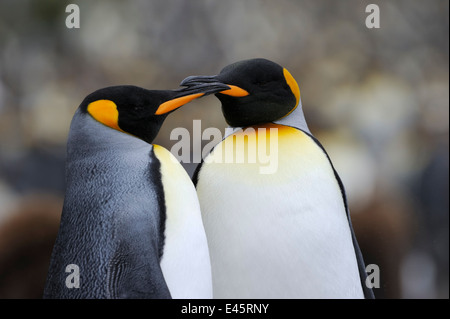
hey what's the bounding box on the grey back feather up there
[44,110,170,298]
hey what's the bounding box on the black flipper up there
[192,160,204,187]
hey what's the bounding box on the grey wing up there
[107,238,171,299]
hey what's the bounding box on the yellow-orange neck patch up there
[87,99,125,132]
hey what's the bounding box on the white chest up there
[197,125,364,298]
[154,145,212,299]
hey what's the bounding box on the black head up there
[180,58,300,127]
[79,84,228,144]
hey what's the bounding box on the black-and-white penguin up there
[181,58,375,299]
[43,84,227,298]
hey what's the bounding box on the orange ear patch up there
[283,68,300,106]
[87,100,125,132]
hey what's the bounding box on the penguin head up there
[79,84,229,144]
[180,58,301,127]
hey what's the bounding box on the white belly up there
[196,124,364,298]
[154,145,212,299]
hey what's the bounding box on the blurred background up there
[0,0,448,299]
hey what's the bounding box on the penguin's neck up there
[67,109,151,162]
[273,98,310,134]
[223,99,310,139]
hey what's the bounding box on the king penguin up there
[181,58,375,299]
[43,83,228,299]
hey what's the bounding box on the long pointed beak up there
[179,75,230,95]
[180,75,221,86]
[181,75,250,97]
[154,80,230,115]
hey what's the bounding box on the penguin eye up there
[254,79,268,86]
[254,78,276,87]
